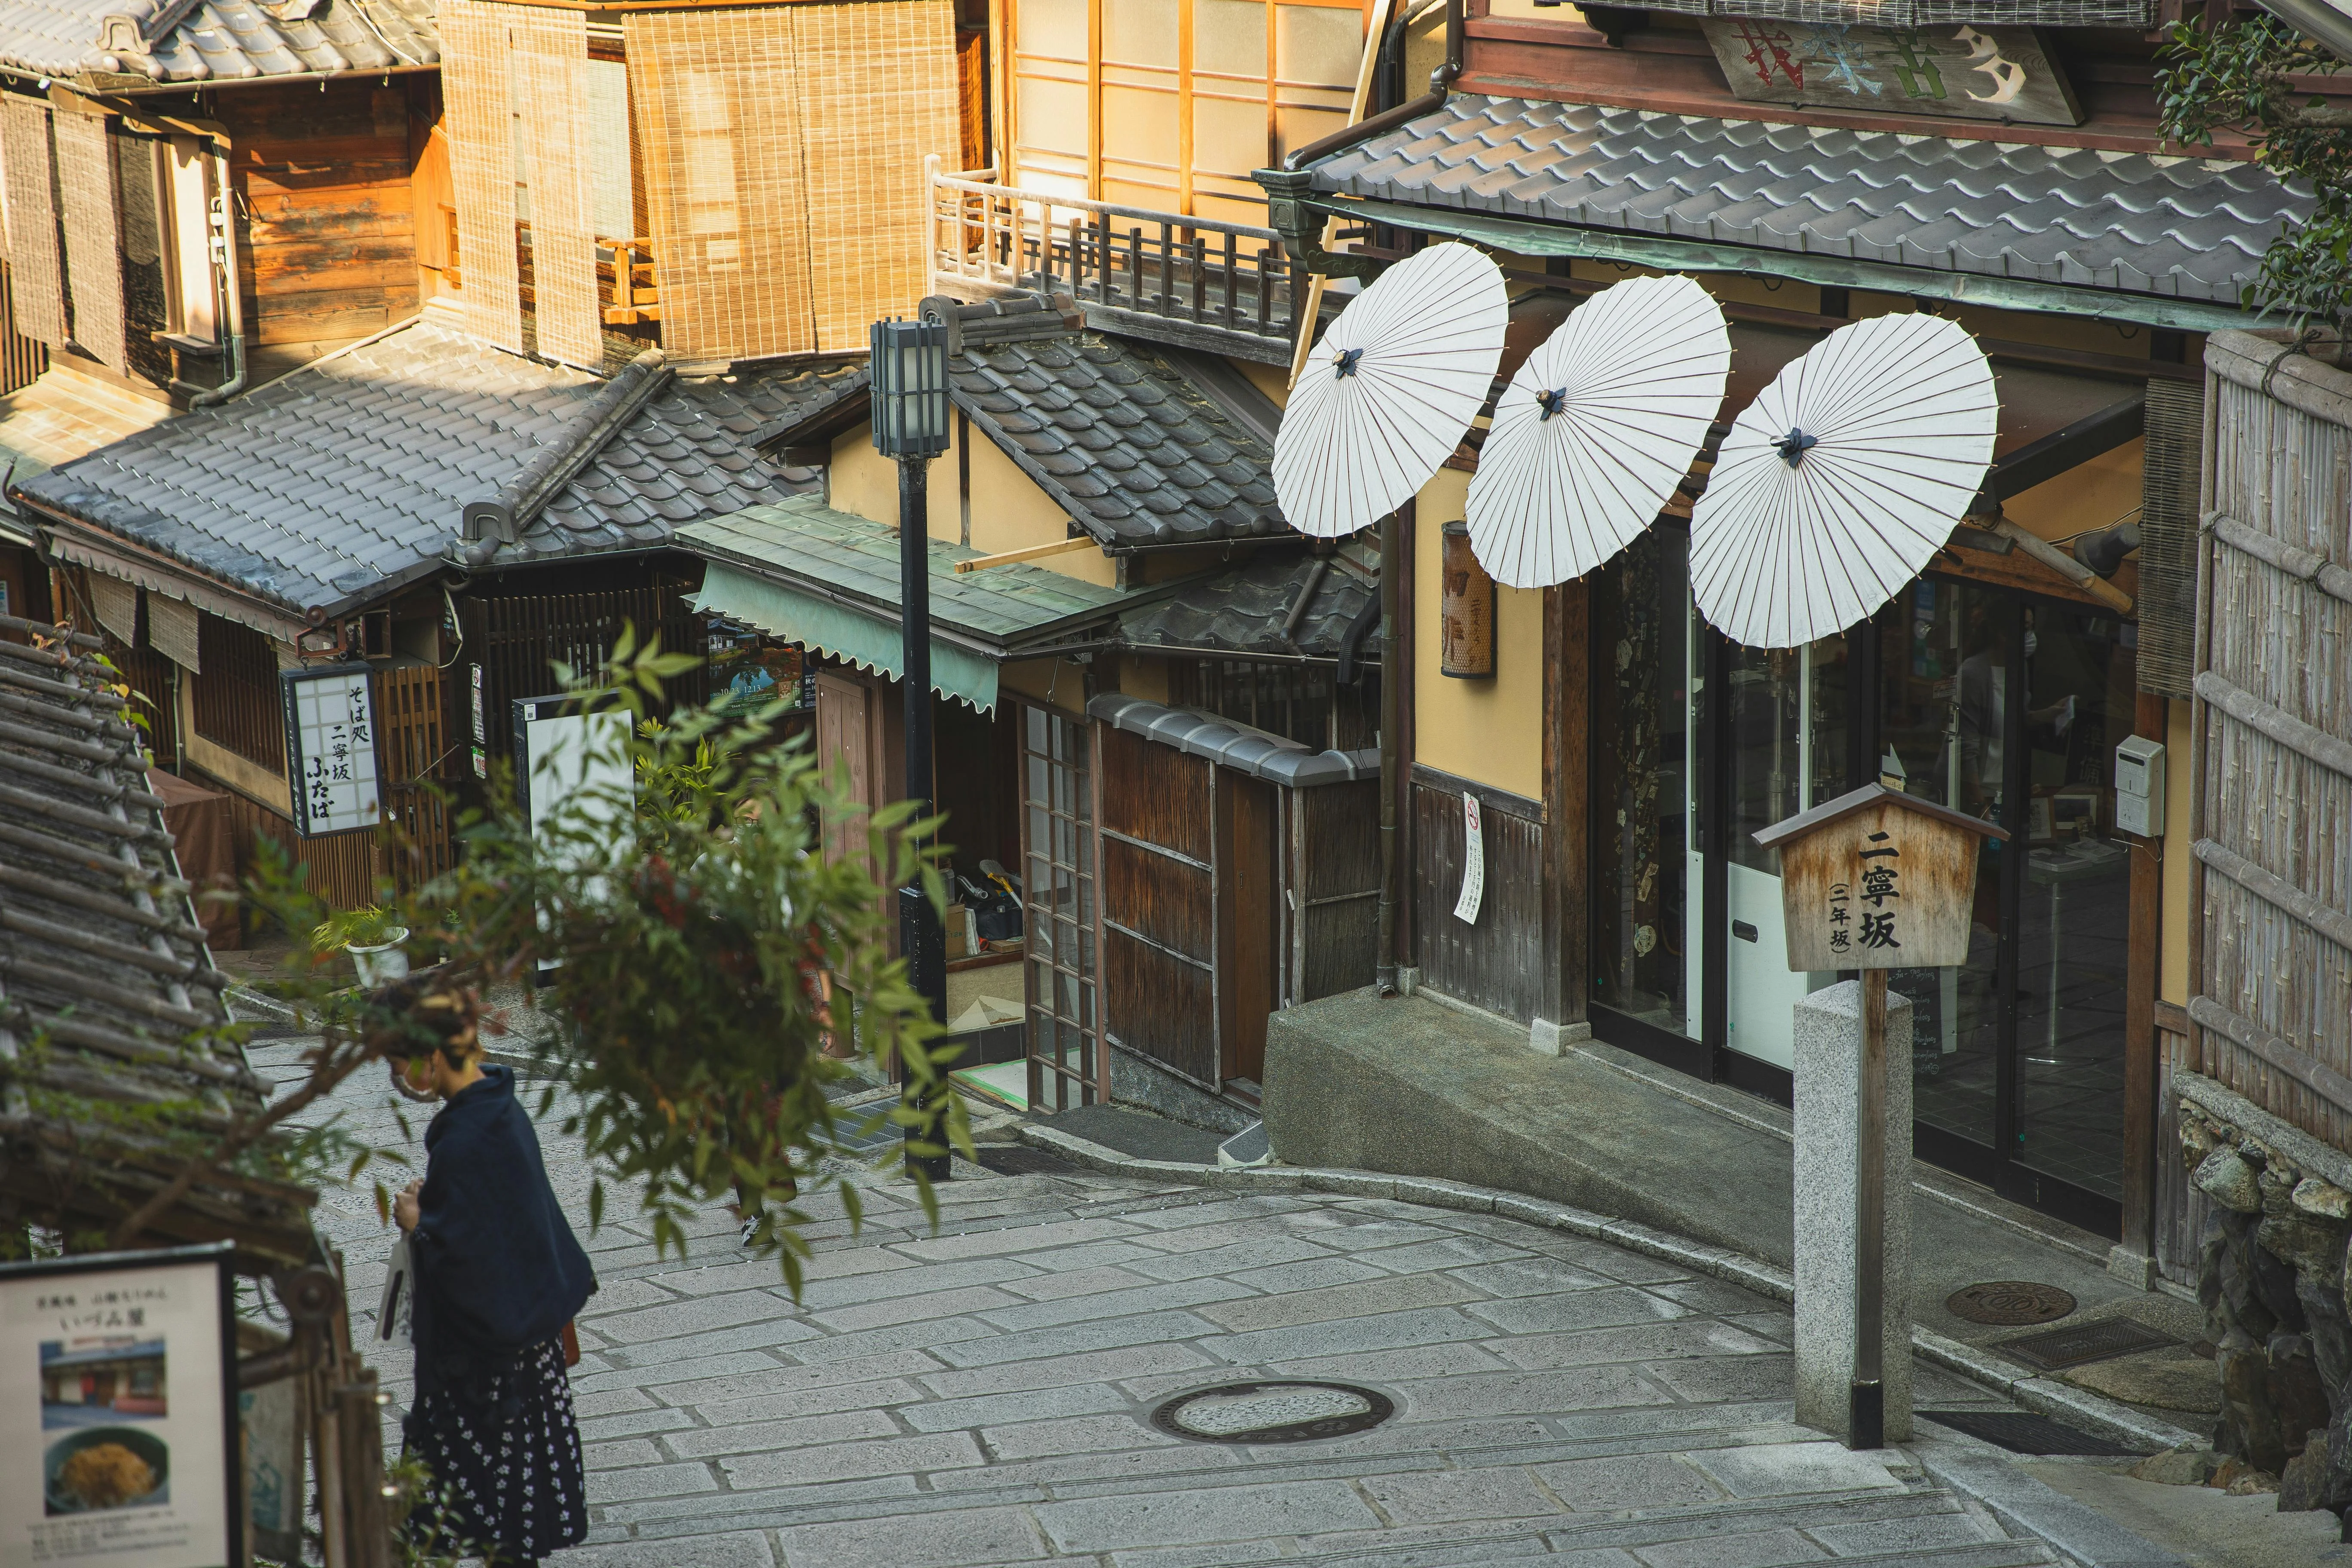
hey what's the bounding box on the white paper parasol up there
[1689,312,1997,649]
[1464,274,1730,588]
[1274,241,1510,539]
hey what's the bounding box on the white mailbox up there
[2115,735,2166,837]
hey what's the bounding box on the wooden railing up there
[928,157,1301,363]
[600,237,659,325]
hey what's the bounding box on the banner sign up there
[1701,21,2082,127]
[281,666,381,836]
[0,1243,239,1568]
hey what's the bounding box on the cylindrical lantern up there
[869,318,951,459]
[1440,519,1496,679]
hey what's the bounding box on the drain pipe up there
[188,134,247,409]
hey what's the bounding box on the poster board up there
[0,1243,239,1568]
[280,666,381,837]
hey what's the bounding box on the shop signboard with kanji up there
[0,1243,240,1568]
[281,666,382,836]
[1754,783,2005,973]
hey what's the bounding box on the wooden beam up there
[951,535,1098,573]
[1544,578,1590,1030]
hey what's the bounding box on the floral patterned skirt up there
[404,1337,587,1562]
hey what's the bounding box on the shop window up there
[1169,657,1372,751]
[192,613,287,773]
[1022,704,1099,1111]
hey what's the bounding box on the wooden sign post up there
[1755,784,2004,1449]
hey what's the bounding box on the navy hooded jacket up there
[409,1065,596,1393]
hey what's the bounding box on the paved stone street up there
[254,1038,2124,1568]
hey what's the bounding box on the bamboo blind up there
[90,572,139,648]
[793,0,959,352]
[627,0,957,362]
[626,6,815,361]
[1,98,66,349]
[53,112,127,375]
[148,592,199,673]
[514,6,603,369]
[442,0,527,354]
[2193,331,2352,1150]
[2136,377,2202,700]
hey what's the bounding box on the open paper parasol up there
[1689,312,1997,649]
[1465,275,1730,588]
[1274,241,1510,539]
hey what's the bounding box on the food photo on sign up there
[0,1245,239,1568]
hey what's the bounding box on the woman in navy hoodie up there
[381,974,596,1566]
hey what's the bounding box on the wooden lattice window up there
[192,613,286,772]
[1023,703,1100,1112]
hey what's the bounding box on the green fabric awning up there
[692,560,1004,711]
[681,497,1159,714]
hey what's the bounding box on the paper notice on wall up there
[1454,791,1485,925]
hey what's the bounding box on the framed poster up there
[280,666,381,836]
[0,1243,239,1568]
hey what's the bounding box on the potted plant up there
[311,905,411,989]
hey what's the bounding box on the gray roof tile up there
[18,320,860,613]
[0,0,438,83]
[1309,96,2308,305]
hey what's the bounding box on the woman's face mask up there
[2023,631,2039,658]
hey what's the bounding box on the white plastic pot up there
[348,928,412,989]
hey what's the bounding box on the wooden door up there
[815,670,874,867]
[1098,724,1219,1090]
[1217,769,1280,1086]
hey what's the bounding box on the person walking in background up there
[379,974,596,1567]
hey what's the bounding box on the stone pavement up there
[247,1037,2156,1568]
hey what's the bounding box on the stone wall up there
[2178,1069,2352,1519]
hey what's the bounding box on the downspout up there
[187,133,246,409]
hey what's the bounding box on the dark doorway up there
[1217,768,1280,1089]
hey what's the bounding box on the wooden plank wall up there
[1410,764,1548,1024]
[2190,332,2352,1151]
[1295,780,1380,1004]
[1098,725,1220,1088]
[2153,1008,2206,1286]
[222,80,421,381]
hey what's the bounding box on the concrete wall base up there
[1109,1045,1258,1135]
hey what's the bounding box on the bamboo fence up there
[2190,330,2352,1149]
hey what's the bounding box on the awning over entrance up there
[680,497,1153,713]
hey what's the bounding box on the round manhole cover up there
[1947,1281,2077,1326]
[1150,1381,1394,1444]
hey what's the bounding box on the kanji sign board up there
[282,666,381,836]
[1753,784,2005,973]
[1702,21,2082,127]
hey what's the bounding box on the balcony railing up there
[928,157,1302,365]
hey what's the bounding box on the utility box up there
[2115,735,2166,837]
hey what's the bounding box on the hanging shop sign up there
[0,1243,240,1568]
[280,665,381,837]
[1439,521,1496,680]
[1701,21,2082,127]
[1754,783,2005,972]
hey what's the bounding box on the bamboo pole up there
[1287,0,1400,389]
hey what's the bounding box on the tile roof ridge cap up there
[459,349,673,561]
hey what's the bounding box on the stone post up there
[1793,979,1914,1446]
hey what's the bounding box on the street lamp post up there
[870,317,952,1182]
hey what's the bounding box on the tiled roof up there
[1118,550,1374,661]
[0,0,437,84]
[0,366,174,535]
[0,632,315,1266]
[957,330,1289,547]
[683,496,1145,649]
[1308,96,2310,305]
[16,319,859,615]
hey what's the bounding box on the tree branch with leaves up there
[2160,14,2352,343]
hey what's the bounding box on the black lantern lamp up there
[872,316,952,1182]
[871,318,951,459]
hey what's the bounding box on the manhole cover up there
[1150,1381,1393,1444]
[1946,1281,2077,1326]
[1921,1410,2138,1457]
[1999,1317,2180,1372]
